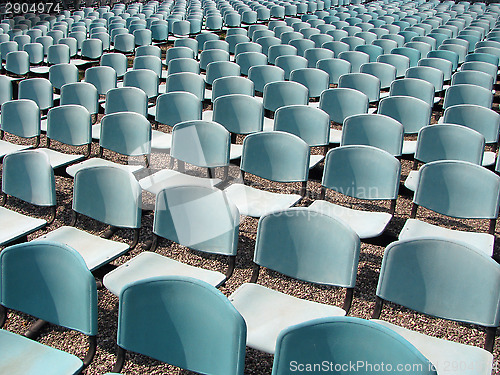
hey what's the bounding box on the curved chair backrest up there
[275,54,308,80]
[304,47,334,68]
[0,41,17,62]
[167,57,200,76]
[289,38,315,57]
[235,51,267,76]
[114,33,135,53]
[60,82,99,115]
[0,75,12,106]
[133,28,152,46]
[135,45,161,59]
[272,316,436,375]
[123,69,159,99]
[84,66,117,95]
[376,53,410,77]
[355,44,384,62]
[373,38,398,54]
[0,241,97,336]
[378,96,431,134]
[234,41,262,56]
[415,160,500,219]
[100,52,128,78]
[465,52,499,67]
[320,88,369,124]
[18,78,53,111]
[205,60,240,85]
[255,207,360,286]
[443,84,493,109]
[341,114,404,156]
[199,48,230,71]
[316,57,351,85]
[248,65,285,93]
[338,50,370,72]
[81,38,103,59]
[240,131,310,183]
[47,104,92,146]
[418,56,453,81]
[226,34,250,54]
[117,276,246,374]
[389,78,435,107]
[105,87,147,116]
[49,63,79,90]
[267,44,297,65]
[47,43,70,65]
[1,99,40,139]
[165,46,195,65]
[427,49,459,71]
[391,46,421,67]
[377,238,500,327]
[451,70,494,91]
[321,40,350,58]
[2,150,55,206]
[73,165,142,228]
[322,145,401,200]
[155,91,202,127]
[211,76,254,101]
[165,72,205,101]
[154,186,239,255]
[338,72,381,103]
[460,61,498,79]
[213,94,263,134]
[274,105,330,147]
[359,61,396,89]
[289,67,329,99]
[170,120,230,168]
[24,42,44,65]
[405,65,444,92]
[443,104,500,144]
[133,55,162,77]
[263,81,308,113]
[5,50,29,76]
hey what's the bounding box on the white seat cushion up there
[37,148,85,169]
[371,319,493,375]
[139,169,221,195]
[0,207,46,246]
[482,151,496,167]
[404,169,419,192]
[66,158,144,178]
[402,139,417,155]
[399,218,495,256]
[309,154,324,169]
[263,116,274,132]
[308,200,392,239]
[229,283,345,354]
[202,110,213,121]
[224,183,302,217]
[230,144,243,160]
[36,226,130,271]
[329,129,342,144]
[151,130,172,152]
[41,118,48,132]
[91,123,101,139]
[30,66,50,74]
[103,251,227,296]
[0,140,32,158]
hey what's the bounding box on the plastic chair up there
[248,65,285,94]
[304,47,334,68]
[465,51,499,67]
[272,316,436,375]
[290,67,330,100]
[263,81,309,114]
[460,61,498,80]
[106,276,246,374]
[316,58,351,85]
[164,46,195,67]
[229,207,360,353]
[60,82,99,117]
[267,44,297,65]
[338,72,381,103]
[404,124,485,192]
[389,78,435,107]
[113,33,135,53]
[100,52,128,78]
[308,145,400,239]
[372,237,500,373]
[405,65,444,93]
[205,60,240,86]
[427,49,459,72]
[84,65,117,95]
[373,38,398,54]
[18,77,53,113]
[66,112,151,178]
[199,49,230,71]
[211,76,254,102]
[439,43,467,64]
[226,34,250,55]
[133,28,152,46]
[38,165,142,270]
[274,105,330,168]
[81,38,103,60]
[154,91,202,130]
[165,72,205,101]
[322,40,350,57]
[451,70,494,91]
[0,75,13,107]
[399,160,500,256]
[0,241,98,373]
[167,57,200,76]
[133,55,164,79]
[289,38,315,57]
[341,113,404,156]
[443,84,493,109]
[0,150,56,244]
[443,104,500,166]
[223,132,309,217]
[377,53,410,78]
[275,55,308,80]
[4,50,29,76]
[359,61,396,90]
[48,63,79,91]
[234,41,263,57]
[123,69,159,100]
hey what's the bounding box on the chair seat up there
[0,140,32,158]
[329,129,342,144]
[309,154,324,169]
[30,66,50,75]
[103,251,227,296]
[0,206,46,246]
[147,105,156,117]
[404,169,419,192]
[159,84,167,94]
[151,130,172,152]
[482,151,496,167]
[308,101,321,109]
[229,283,345,354]
[0,329,83,375]
[223,183,302,217]
[37,148,86,169]
[204,87,212,101]
[71,58,92,67]
[139,169,221,195]
[402,139,417,155]
[308,200,392,238]
[36,226,130,271]
[399,218,495,256]
[202,110,213,121]
[371,319,493,375]
[66,158,144,178]
[230,143,243,160]
[263,116,274,132]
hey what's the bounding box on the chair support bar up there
[485,326,497,353]
[0,305,6,328]
[371,296,384,319]
[249,264,260,283]
[343,288,354,314]
[82,335,98,368]
[24,319,47,339]
[111,346,127,373]
[225,255,236,279]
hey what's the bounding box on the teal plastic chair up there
[167,57,200,76]
[464,51,499,67]
[199,49,230,71]
[320,88,369,144]
[378,96,432,155]
[165,72,205,101]
[164,46,195,66]
[405,65,444,93]
[289,38,316,57]
[322,40,350,57]
[223,132,310,217]
[114,33,135,53]
[133,55,164,79]
[377,53,410,77]
[399,160,500,256]
[316,57,351,85]
[104,185,240,295]
[139,120,230,195]
[37,104,92,168]
[248,65,285,94]
[38,165,142,271]
[341,113,404,156]
[5,50,29,77]
[389,78,435,107]
[443,104,500,166]
[418,56,453,81]
[443,84,493,110]
[339,72,381,103]
[308,145,401,239]
[339,50,370,72]
[234,42,262,57]
[154,91,202,130]
[427,49,459,71]
[262,80,309,119]
[274,105,330,168]
[0,75,12,107]
[60,82,99,117]
[359,61,396,90]
[66,112,151,178]
[451,70,495,91]
[211,76,255,102]
[0,241,98,373]
[0,150,56,244]
[18,77,53,113]
[373,38,398,54]
[235,51,267,76]
[290,67,330,100]
[372,238,500,373]
[48,63,79,91]
[272,316,436,375]
[84,65,117,96]
[355,44,384,62]
[205,60,240,87]
[210,94,263,159]
[123,69,159,100]
[275,54,308,80]
[404,124,485,191]
[229,208,360,353]
[109,276,246,374]
[460,61,498,80]
[100,52,128,78]
[304,47,334,68]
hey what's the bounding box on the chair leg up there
[24,319,47,340]
[111,346,127,373]
[0,305,6,328]
[82,336,98,368]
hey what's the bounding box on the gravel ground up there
[1,67,500,375]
